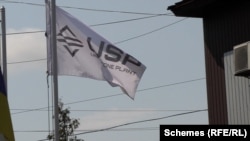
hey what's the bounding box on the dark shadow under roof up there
[167,0,248,18]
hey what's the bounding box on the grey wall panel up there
[224,51,250,124]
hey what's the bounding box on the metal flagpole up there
[50,0,59,141]
[0,6,15,141]
[0,7,7,92]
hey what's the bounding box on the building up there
[168,0,250,124]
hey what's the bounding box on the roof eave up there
[167,0,220,18]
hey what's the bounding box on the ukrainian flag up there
[0,67,15,141]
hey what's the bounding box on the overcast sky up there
[1,0,208,141]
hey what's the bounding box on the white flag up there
[46,3,146,99]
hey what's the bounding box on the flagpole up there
[0,6,15,141]
[0,7,7,92]
[50,0,59,141]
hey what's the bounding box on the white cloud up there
[78,108,154,131]
[6,28,46,74]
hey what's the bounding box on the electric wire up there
[7,17,188,65]
[4,13,172,36]
[64,77,205,105]
[90,14,169,27]
[14,127,159,133]
[7,58,46,64]
[73,109,208,135]
[35,109,207,141]
[0,0,174,16]
[114,18,187,44]
[0,0,44,6]
[0,1,205,141]
[11,109,201,112]
[5,30,44,35]
[11,77,205,115]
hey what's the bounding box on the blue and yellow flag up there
[0,67,15,141]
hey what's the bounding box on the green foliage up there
[47,100,84,141]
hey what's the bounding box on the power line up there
[62,5,173,16]
[114,18,187,44]
[90,14,169,27]
[0,0,44,6]
[11,108,199,112]
[0,0,174,16]
[64,77,205,105]
[3,14,170,37]
[11,77,205,115]
[15,127,158,133]
[4,13,170,36]
[7,58,46,64]
[36,109,207,141]
[78,127,158,132]
[73,109,208,135]
[7,17,188,65]
[1,2,187,66]
[5,30,44,35]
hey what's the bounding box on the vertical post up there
[0,8,1,71]
[0,7,15,141]
[0,7,7,92]
[50,0,59,141]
